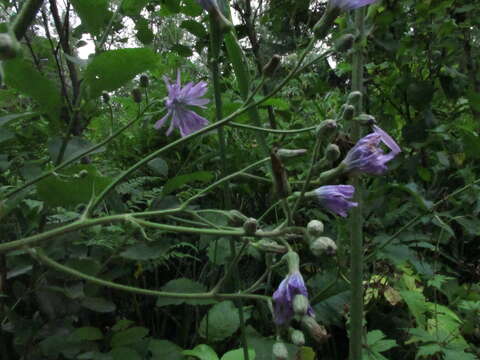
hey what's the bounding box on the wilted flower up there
[342,125,401,175]
[273,271,314,325]
[330,0,378,10]
[314,185,358,217]
[154,72,209,137]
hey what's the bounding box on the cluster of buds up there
[306,219,338,257]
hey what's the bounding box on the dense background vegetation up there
[0,0,479,359]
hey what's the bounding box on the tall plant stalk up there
[349,7,366,360]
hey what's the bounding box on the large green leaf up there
[3,59,62,122]
[198,301,240,342]
[110,327,149,347]
[84,48,158,98]
[183,344,219,360]
[148,339,184,360]
[156,278,215,307]
[221,349,256,360]
[71,0,112,35]
[36,164,112,208]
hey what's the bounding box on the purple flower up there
[342,125,401,175]
[196,0,217,11]
[272,271,314,325]
[154,72,210,137]
[330,0,378,10]
[314,185,358,217]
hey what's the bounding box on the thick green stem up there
[349,7,366,360]
[12,0,44,40]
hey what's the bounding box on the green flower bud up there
[289,329,305,346]
[140,74,149,88]
[341,104,355,121]
[325,143,341,162]
[307,220,324,238]
[0,32,21,60]
[313,7,341,40]
[243,217,257,235]
[347,91,362,106]
[272,342,288,360]
[356,113,376,126]
[316,119,337,138]
[276,148,307,159]
[293,294,309,316]
[334,34,355,53]
[254,239,287,254]
[310,236,337,257]
[301,315,329,343]
[263,54,281,77]
[101,92,110,103]
[131,88,142,103]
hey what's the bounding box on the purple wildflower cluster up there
[272,271,314,325]
[154,72,210,138]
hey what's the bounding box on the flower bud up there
[131,88,142,103]
[140,74,149,88]
[347,91,362,106]
[325,143,341,162]
[310,236,337,257]
[0,32,21,60]
[243,217,257,235]
[289,329,305,346]
[334,34,355,53]
[356,113,376,126]
[307,220,324,237]
[272,342,288,360]
[301,315,329,343]
[316,119,337,138]
[276,148,307,159]
[263,54,281,77]
[253,239,287,254]
[101,92,110,103]
[313,7,341,40]
[78,169,89,178]
[341,104,355,121]
[293,294,309,316]
[228,209,248,226]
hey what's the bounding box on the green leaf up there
[198,301,240,342]
[120,243,168,261]
[183,344,219,360]
[366,330,397,353]
[221,348,256,360]
[164,0,181,13]
[71,0,112,35]
[148,158,168,176]
[47,136,105,163]
[65,258,101,277]
[69,327,104,341]
[171,44,193,57]
[443,349,477,360]
[110,347,142,360]
[0,112,38,127]
[112,319,134,332]
[416,343,442,358]
[181,20,207,38]
[259,98,290,111]
[3,59,62,122]
[181,0,203,16]
[149,339,184,360]
[36,164,112,208]
[207,238,233,265]
[399,290,427,328]
[121,0,148,16]
[135,17,154,45]
[84,48,158,98]
[163,171,214,195]
[111,327,149,347]
[80,296,116,313]
[156,278,215,306]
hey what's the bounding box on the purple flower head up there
[154,72,210,137]
[330,0,378,10]
[314,185,358,217]
[272,271,314,325]
[342,125,401,175]
[196,0,217,11]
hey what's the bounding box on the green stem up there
[349,7,366,360]
[31,249,269,302]
[228,122,317,134]
[12,0,44,40]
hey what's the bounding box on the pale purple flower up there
[314,185,358,217]
[154,72,210,137]
[330,0,378,10]
[196,0,217,11]
[272,271,314,325]
[342,125,401,175]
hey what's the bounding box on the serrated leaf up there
[199,301,240,342]
[84,48,157,98]
[162,171,214,195]
[156,278,215,306]
[111,327,149,347]
[3,59,62,122]
[71,0,112,35]
[148,339,184,360]
[183,344,219,360]
[260,98,290,111]
[221,348,256,360]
